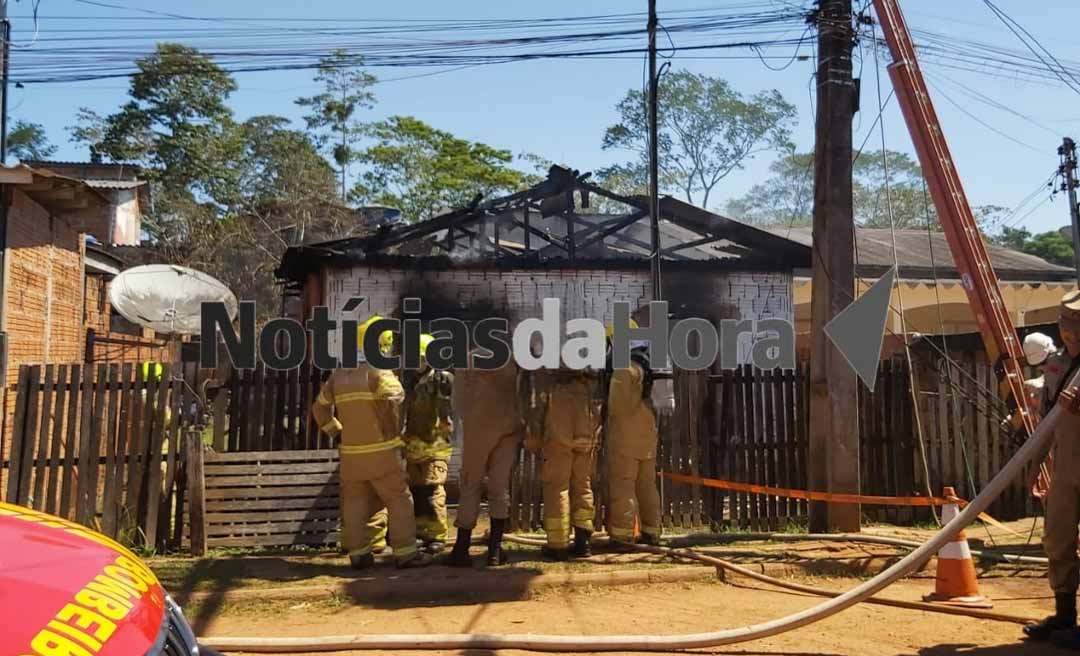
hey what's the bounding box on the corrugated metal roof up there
[82,179,145,190]
[26,159,140,169]
[767,226,1073,280]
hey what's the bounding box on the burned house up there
[276,166,811,364]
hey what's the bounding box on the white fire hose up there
[202,373,1074,653]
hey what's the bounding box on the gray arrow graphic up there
[824,266,896,392]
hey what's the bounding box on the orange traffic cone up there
[923,486,992,609]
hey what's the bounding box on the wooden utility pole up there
[808,0,860,533]
[1,0,9,164]
[647,0,662,301]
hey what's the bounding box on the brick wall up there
[84,272,170,363]
[323,265,793,365]
[1,189,86,494]
[4,189,85,385]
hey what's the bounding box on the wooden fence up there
[2,350,1040,553]
[210,364,331,453]
[2,363,197,551]
[638,355,1036,532]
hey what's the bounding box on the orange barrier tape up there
[662,472,952,507]
[663,472,1027,540]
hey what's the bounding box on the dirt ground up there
[194,577,1058,656]
[155,518,1063,656]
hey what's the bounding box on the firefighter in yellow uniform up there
[447,347,524,567]
[311,316,428,569]
[358,329,400,557]
[402,334,455,553]
[529,363,602,560]
[605,326,663,547]
[1025,292,1080,647]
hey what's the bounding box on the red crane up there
[871,0,1049,497]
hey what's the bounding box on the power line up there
[924,78,1043,154]
[980,0,1080,97]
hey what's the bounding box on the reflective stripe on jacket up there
[311,364,406,450]
[403,368,454,463]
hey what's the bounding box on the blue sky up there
[11,0,1080,235]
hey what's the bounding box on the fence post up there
[185,429,207,556]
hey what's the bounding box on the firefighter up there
[402,333,455,554]
[447,347,524,567]
[311,315,428,569]
[604,324,663,548]
[1024,292,1080,647]
[360,330,400,557]
[528,359,603,561]
[1003,332,1058,436]
[1023,332,1057,416]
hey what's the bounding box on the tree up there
[353,116,531,222]
[725,148,1007,233]
[202,116,354,318]
[296,50,376,201]
[992,226,1031,251]
[603,70,796,209]
[1021,230,1074,267]
[988,226,1075,267]
[851,150,932,228]
[7,120,57,161]
[723,148,813,226]
[237,115,337,210]
[70,43,243,260]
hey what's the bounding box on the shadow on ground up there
[164,549,554,633]
[914,641,1070,655]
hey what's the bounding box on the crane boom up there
[871,0,1048,496]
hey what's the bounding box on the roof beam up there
[576,209,649,252]
[664,234,722,254]
[508,218,567,252]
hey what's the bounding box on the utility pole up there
[808,0,859,533]
[647,0,662,302]
[0,0,9,164]
[1058,137,1080,284]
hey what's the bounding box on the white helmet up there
[1023,332,1056,366]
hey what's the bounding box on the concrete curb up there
[181,565,715,606]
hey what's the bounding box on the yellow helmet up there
[378,330,395,355]
[419,333,435,359]
[357,314,383,349]
[605,318,639,340]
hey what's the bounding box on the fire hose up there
[499,534,1038,625]
[200,373,1075,653]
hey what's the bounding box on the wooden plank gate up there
[185,448,341,555]
[1,363,193,551]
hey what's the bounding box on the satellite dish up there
[109,264,238,336]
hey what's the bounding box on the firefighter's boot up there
[541,545,569,561]
[349,553,375,570]
[1052,626,1080,651]
[446,529,473,567]
[486,518,508,567]
[396,552,433,569]
[571,527,592,558]
[1025,593,1077,641]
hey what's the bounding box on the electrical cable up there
[981,0,1080,97]
[924,77,1043,154]
[870,30,937,522]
